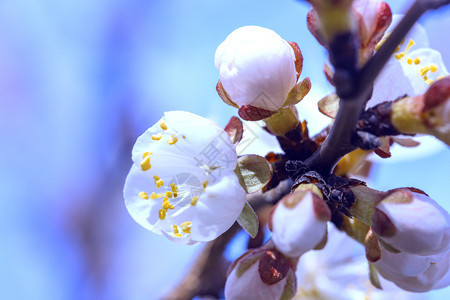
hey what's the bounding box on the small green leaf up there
[318,93,340,118]
[369,262,382,290]
[237,202,259,238]
[283,77,311,106]
[235,154,272,193]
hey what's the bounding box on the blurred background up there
[0,0,449,299]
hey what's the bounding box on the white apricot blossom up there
[215,26,299,117]
[271,189,331,258]
[123,111,246,245]
[370,15,449,106]
[372,189,450,256]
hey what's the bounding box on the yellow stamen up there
[430,64,438,72]
[414,57,421,65]
[153,175,160,181]
[394,53,404,60]
[202,180,209,189]
[156,179,164,188]
[158,209,166,220]
[407,58,413,65]
[142,151,152,158]
[394,45,401,53]
[420,67,430,77]
[437,75,445,80]
[140,156,151,171]
[138,192,148,200]
[167,135,178,145]
[423,75,428,81]
[426,79,434,85]
[165,191,173,198]
[152,133,162,141]
[191,196,199,206]
[173,225,179,234]
[160,121,168,130]
[180,221,192,234]
[404,39,414,53]
[162,198,174,210]
[150,192,164,200]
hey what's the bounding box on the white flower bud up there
[215,26,299,120]
[225,247,297,300]
[372,189,450,256]
[271,190,331,258]
[375,246,450,292]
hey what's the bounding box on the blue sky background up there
[0,0,448,299]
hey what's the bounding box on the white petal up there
[375,247,434,277]
[225,261,288,300]
[123,164,164,233]
[164,111,237,171]
[190,168,246,242]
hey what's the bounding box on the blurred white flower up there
[294,224,424,300]
[375,247,450,292]
[370,15,449,106]
[373,189,450,256]
[215,26,300,119]
[123,111,246,244]
[225,246,297,300]
[271,190,330,258]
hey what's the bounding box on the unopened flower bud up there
[375,246,450,292]
[270,187,331,258]
[373,189,450,256]
[352,0,392,62]
[225,246,297,300]
[390,77,450,145]
[215,26,302,121]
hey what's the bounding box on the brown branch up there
[164,180,292,299]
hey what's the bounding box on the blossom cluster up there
[123,0,450,299]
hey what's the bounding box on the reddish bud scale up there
[238,105,276,121]
[258,249,293,285]
[288,42,304,80]
[423,76,450,112]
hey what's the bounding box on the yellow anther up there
[180,221,192,234]
[430,64,438,72]
[170,183,176,189]
[138,192,148,200]
[160,121,168,130]
[140,156,151,171]
[420,67,430,77]
[426,79,434,85]
[414,57,421,65]
[191,196,199,206]
[423,76,428,81]
[165,191,173,198]
[394,46,401,53]
[153,175,160,181]
[158,209,166,220]
[156,179,164,188]
[437,75,445,80]
[142,151,152,158]
[167,135,178,145]
[394,53,404,60]
[152,133,162,140]
[407,58,413,65]
[150,192,160,200]
[202,180,209,189]
[173,225,179,234]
